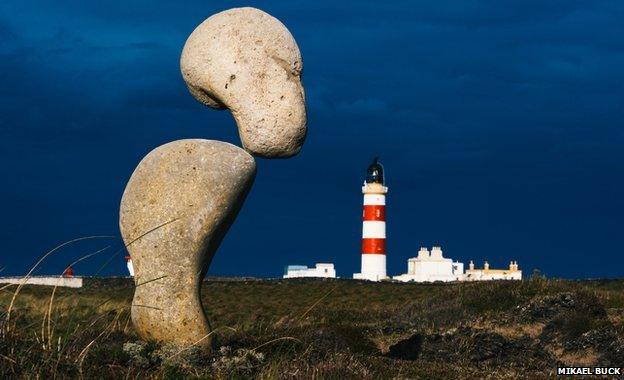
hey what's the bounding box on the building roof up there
[285,265,308,270]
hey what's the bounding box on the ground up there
[1,277,623,379]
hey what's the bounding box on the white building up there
[393,246,522,282]
[393,246,464,282]
[463,260,522,281]
[0,276,83,288]
[283,263,336,279]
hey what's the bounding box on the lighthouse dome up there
[366,157,385,184]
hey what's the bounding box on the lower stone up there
[119,139,256,346]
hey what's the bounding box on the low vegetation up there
[1,277,623,379]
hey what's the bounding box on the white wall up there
[0,276,83,288]
[463,270,522,281]
[394,260,458,282]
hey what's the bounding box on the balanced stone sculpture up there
[120,7,306,347]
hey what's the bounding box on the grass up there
[1,277,623,379]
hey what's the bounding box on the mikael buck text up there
[557,367,621,376]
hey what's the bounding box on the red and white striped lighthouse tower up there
[354,157,388,281]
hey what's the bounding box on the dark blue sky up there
[1,1,622,279]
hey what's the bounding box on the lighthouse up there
[353,157,388,281]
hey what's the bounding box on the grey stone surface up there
[119,139,256,346]
[180,7,307,158]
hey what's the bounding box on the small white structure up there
[0,276,83,288]
[464,260,522,281]
[283,263,336,278]
[126,256,134,277]
[393,246,464,282]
